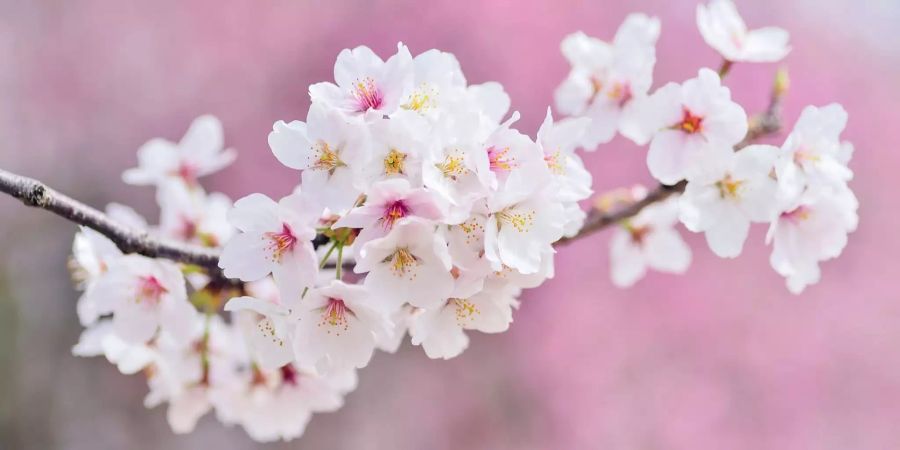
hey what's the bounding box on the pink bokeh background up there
[1,1,899,449]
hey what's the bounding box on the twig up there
[0,168,223,271]
[556,68,789,246]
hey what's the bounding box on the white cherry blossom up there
[555,14,661,147]
[639,68,748,185]
[219,192,320,300]
[157,181,233,247]
[697,0,791,63]
[679,145,780,258]
[268,103,369,212]
[536,109,593,236]
[358,110,430,187]
[409,285,516,360]
[292,280,392,374]
[610,193,692,288]
[355,219,454,309]
[776,103,853,198]
[333,178,443,246]
[123,115,235,186]
[401,49,467,117]
[309,43,413,117]
[484,174,565,275]
[84,254,196,344]
[767,184,858,294]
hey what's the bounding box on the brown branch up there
[0,168,223,271]
[556,68,789,246]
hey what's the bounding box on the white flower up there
[766,185,858,294]
[355,219,454,309]
[697,0,790,63]
[420,111,492,223]
[292,280,392,374]
[484,175,565,275]
[610,194,692,287]
[776,104,853,198]
[639,68,748,185]
[225,293,297,371]
[268,103,369,212]
[679,145,780,258]
[72,319,156,374]
[358,110,431,188]
[477,113,549,191]
[401,49,467,117]
[157,181,233,247]
[408,286,517,360]
[309,43,414,117]
[211,364,356,442]
[219,192,320,300]
[84,254,196,344]
[555,14,661,147]
[123,115,235,186]
[536,109,593,236]
[333,178,443,246]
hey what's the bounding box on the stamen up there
[544,150,565,175]
[137,275,167,305]
[351,77,384,112]
[675,108,704,134]
[588,75,604,104]
[435,153,468,180]
[607,82,633,108]
[715,174,745,199]
[381,200,409,230]
[487,146,518,173]
[317,298,353,335]
[263,223,298,263]
[401,84,437,112]
[450,298,480,327]
[782,206,812,224]
[309,141,345,175]
[626,224,653,246]
[383,148,407,175]
[383,248,420,279]
[495,208,535,233]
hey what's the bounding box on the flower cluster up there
[67,0,858,442]
[73,117,358,441]
[557,1,856,293]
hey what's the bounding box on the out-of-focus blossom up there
[697,0,791,63]
[123,115,236,186]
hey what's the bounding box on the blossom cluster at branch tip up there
[557,6,855,291]
[67,1,856,442]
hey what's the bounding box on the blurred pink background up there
[1,0,898,449]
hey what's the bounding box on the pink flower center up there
[280,364,299,386]
[352,77,384,112]
[175,163,198,185]
[676,108,704,134]
[318,298,353,335]
[137,275,167,305]
[487,146,518,172]
[781,206,811,224]
[627,224,653,246]
[607,81,633,108]
[264,223,298,262]
[381,200,409,230]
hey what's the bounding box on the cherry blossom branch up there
[556,68,788,246]
[0,168,223,271]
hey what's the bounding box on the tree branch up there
[556,69,788,246]
[0,168,223,271]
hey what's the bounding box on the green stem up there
[335,244,344,280]
[319,241,338,269]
